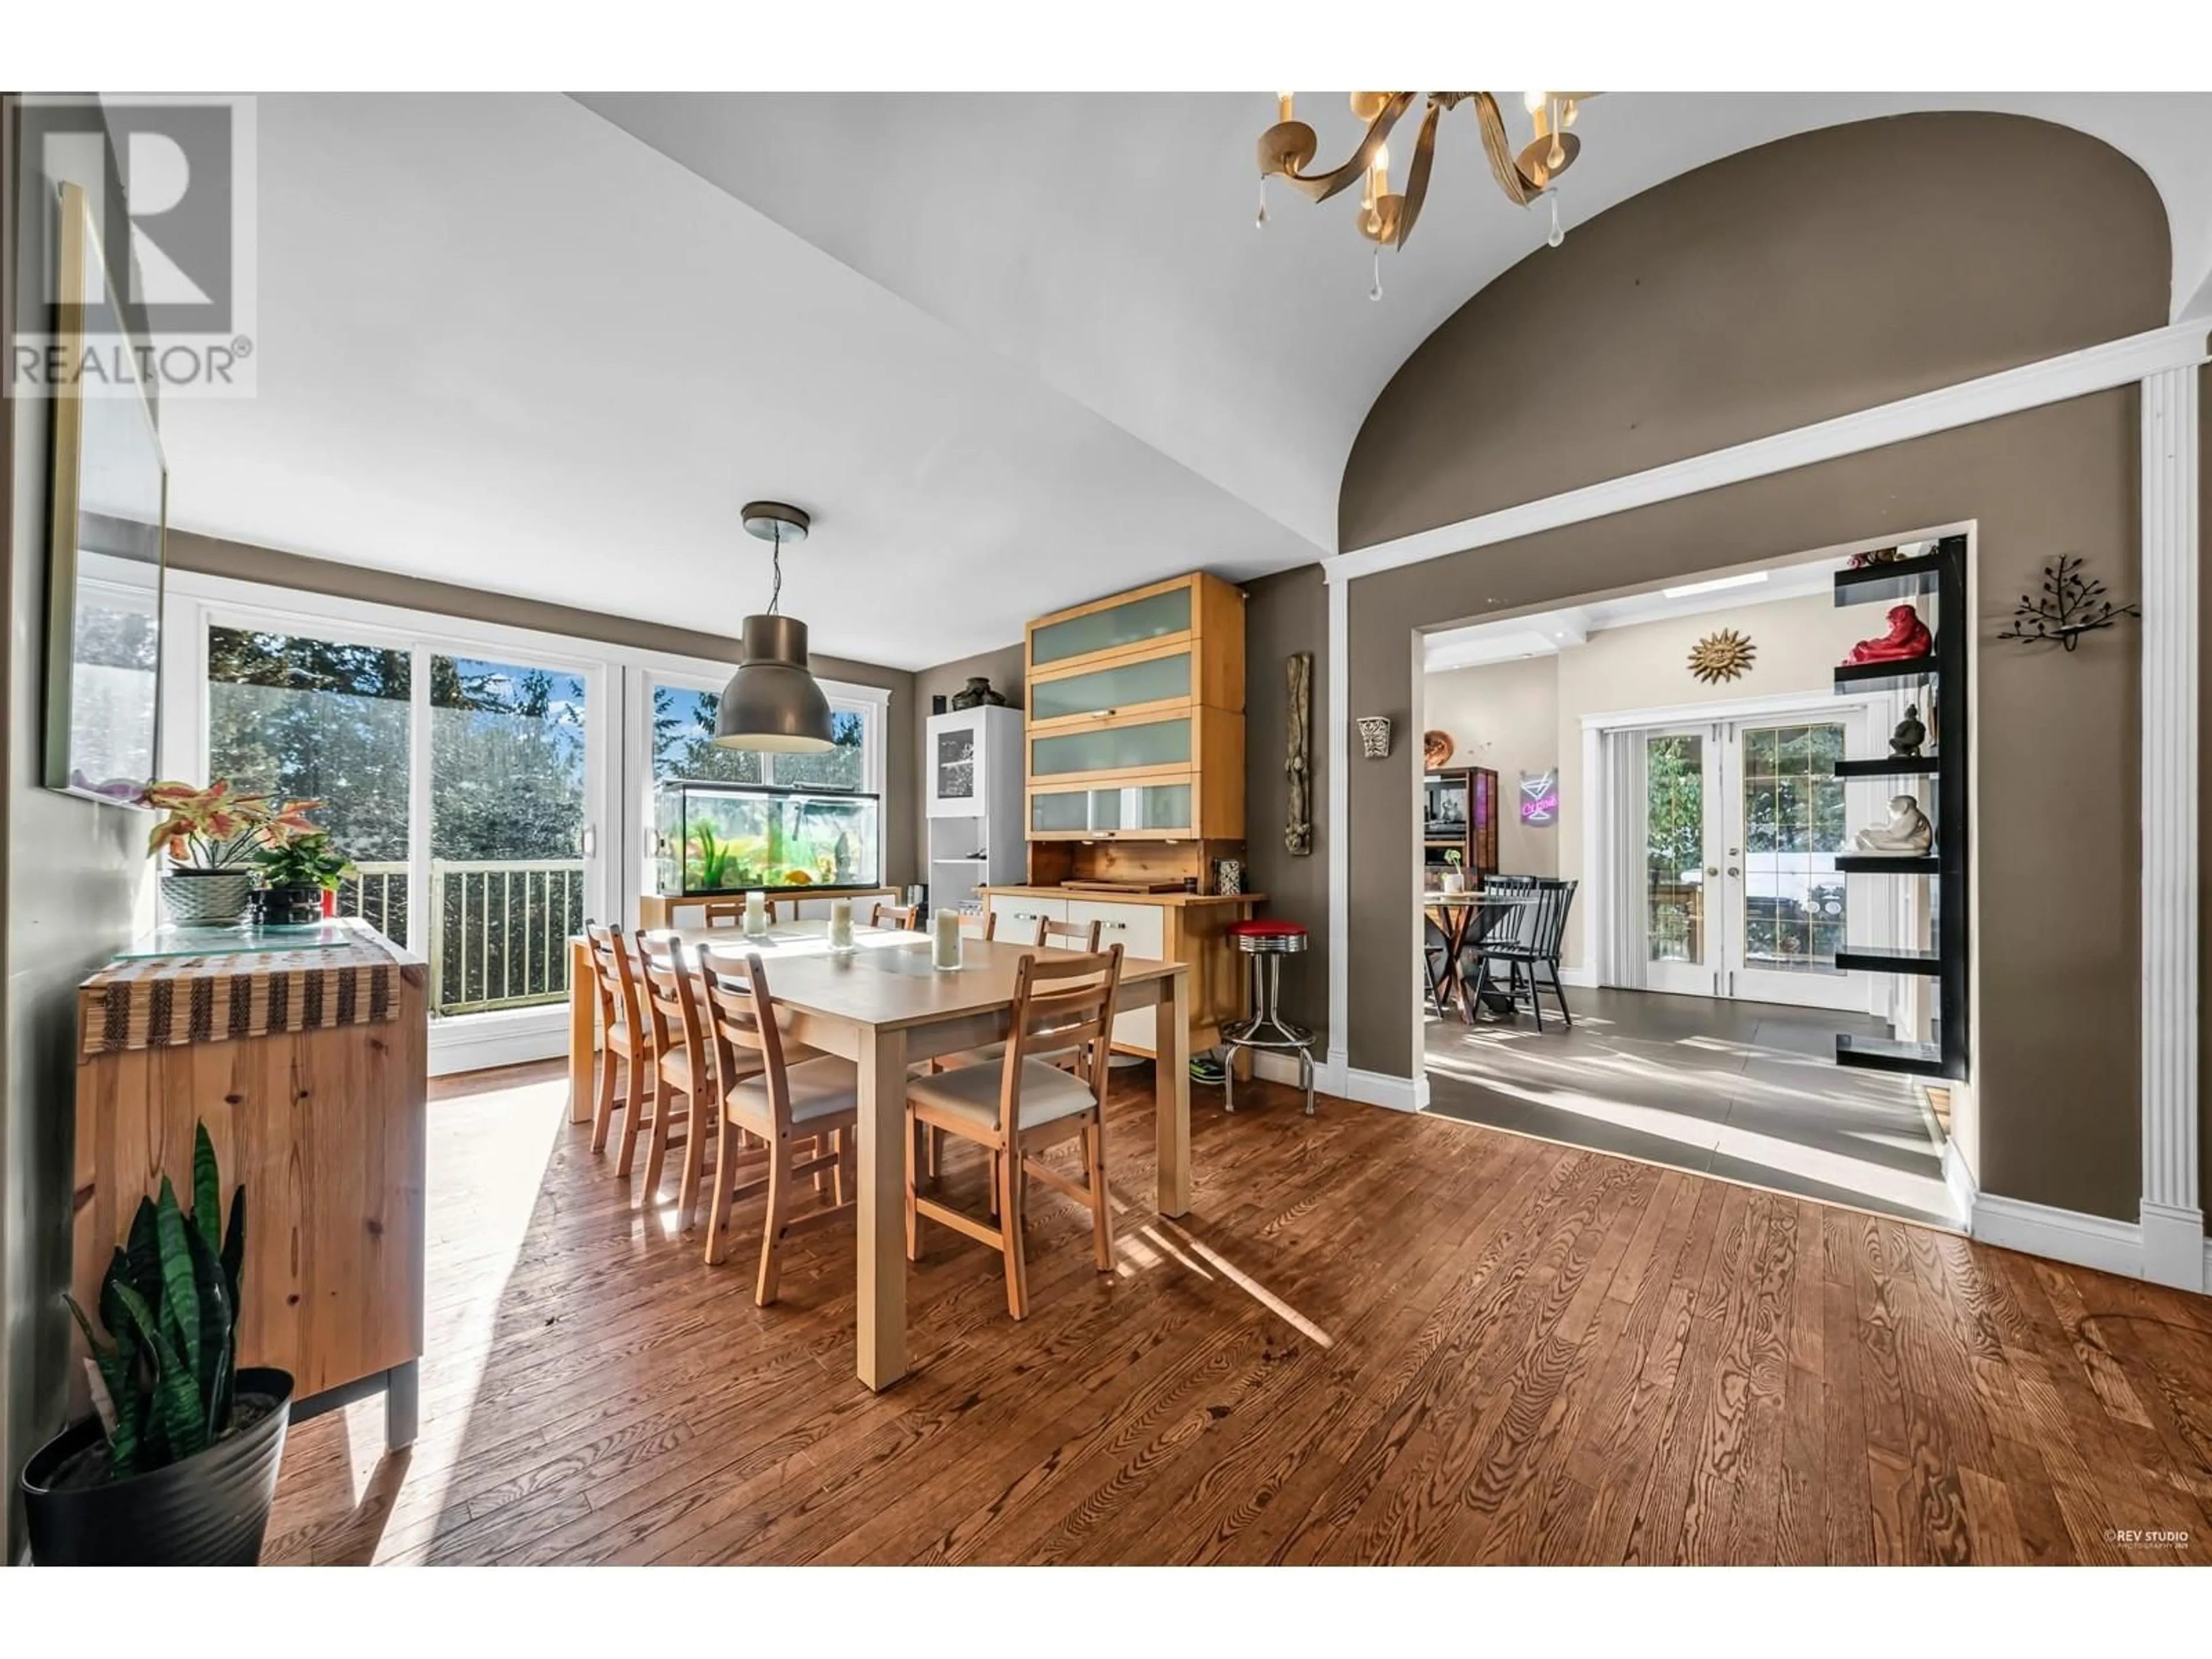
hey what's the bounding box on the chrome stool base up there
[1220,940,1317,1117]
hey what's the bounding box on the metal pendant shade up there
[713,501,835,753]
[714,614,835,753]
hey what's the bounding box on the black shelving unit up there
[1830,535,1968,1081]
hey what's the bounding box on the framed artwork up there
[45,181,166,803]
[1518,768,1559,828]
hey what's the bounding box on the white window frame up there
[620,653,891,924]
[158,570,888,1074]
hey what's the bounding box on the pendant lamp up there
[713,501,835,753]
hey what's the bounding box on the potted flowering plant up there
[138,779,278,926]
[253,806,355,925]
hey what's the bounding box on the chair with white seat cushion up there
[697,950,859,1305]
[904,944,1124,1320]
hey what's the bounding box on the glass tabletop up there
[115,920,358,960]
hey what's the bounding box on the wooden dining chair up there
[904,945,1124,1320]
[870,901,921,931]
[631,931,741,1227]
[584,923,652,1157]
[700,899,745,929]
[698,951,861,1303]
[1041,917,1103,952]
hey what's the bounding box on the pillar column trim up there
[2139,362,2203,1291]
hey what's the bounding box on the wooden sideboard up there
[72,919,428,1449]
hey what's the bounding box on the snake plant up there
[64,1123,245,1480]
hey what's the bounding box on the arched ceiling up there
[157,93,2212,669]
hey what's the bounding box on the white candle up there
[744,890,767,938]
[829,897,853,950]
[931,907,961,970]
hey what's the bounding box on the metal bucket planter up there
[161,869,255,926]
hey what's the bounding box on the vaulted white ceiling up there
[157,92,2212,672]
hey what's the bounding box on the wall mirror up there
[45,179,165,802]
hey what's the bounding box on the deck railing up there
[340,857,586,1016]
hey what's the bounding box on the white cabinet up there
[988,893,1066,937]
[928,705,1025,911]
[1067,900,1166,1049]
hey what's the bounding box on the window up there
[647,677,873,793]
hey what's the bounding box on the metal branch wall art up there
[1687,628,1756,684]
[1285,653,1313,857]
[1997,555,2139,651]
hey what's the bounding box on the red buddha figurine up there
[1845,603,1934,665]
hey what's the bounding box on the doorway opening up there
[1414,543,1960,1229]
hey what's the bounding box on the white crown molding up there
[1331,321,2210,584]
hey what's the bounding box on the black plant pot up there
[255,884,323,926]
[20,1367,293,1566]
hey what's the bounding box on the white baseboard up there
[1555,966,1599,988]
[1344,1067,1427,1112]
[2141,1201,2210,1291]
[1239,1049,1422,1111]
[1970,1193,2147,1280]
[429,1012,566,1078]
[1941,1139,1978,1228]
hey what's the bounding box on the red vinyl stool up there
[1220,919,1315,1116]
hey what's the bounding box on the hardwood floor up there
[261,1059,2212,1566]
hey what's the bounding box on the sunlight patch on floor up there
[327,1072,568,1548]
[1152,1219,1333,1347]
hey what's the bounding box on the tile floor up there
[1423,986,1959,1229]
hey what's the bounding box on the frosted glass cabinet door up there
[1029,585,1192,668]
[1029,650,1192,724]
[1029,780,1194,838]
[1029,716,1192,779]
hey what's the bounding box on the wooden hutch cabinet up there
[982,571,1258,1060]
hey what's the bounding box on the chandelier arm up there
[1277,92,1416,203]
[1470,92,1541,207]
[1393,101,1443,249]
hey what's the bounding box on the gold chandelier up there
[1256,92,1594,294]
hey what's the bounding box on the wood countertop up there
[978,885,1264,907]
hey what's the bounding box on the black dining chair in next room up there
[1468,877,1579,1032]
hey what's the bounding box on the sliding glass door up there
[429,654,593,1016]
[173,593,612,1058]
[205,623,415,941]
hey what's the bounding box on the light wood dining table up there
[565,921,1191,1391]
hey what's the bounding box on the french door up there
[1637,710,1878,1012]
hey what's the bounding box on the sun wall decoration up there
[1688,628,1756,684]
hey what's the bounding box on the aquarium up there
[653,781,882,897]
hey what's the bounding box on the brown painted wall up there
[911,642,1025,897]
[1241,566,1330,1052]
[165,530,923,889]
[1348,391,2141,1217]
[2,97,152,1555]
[1342,113,2170,551]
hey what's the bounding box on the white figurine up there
[1853,795,1934,854]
